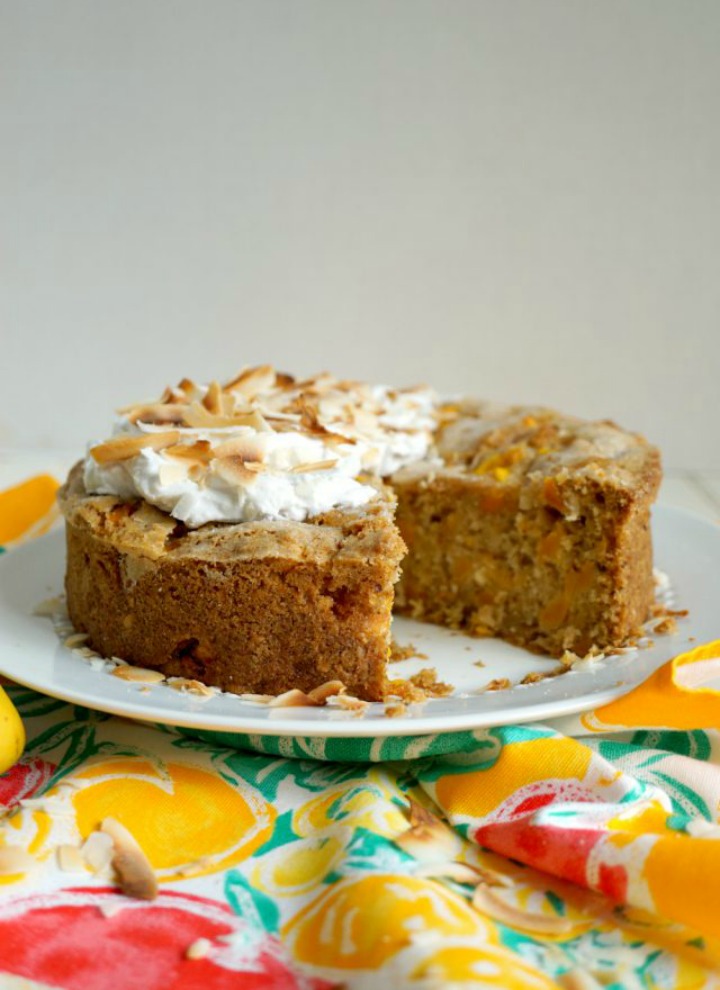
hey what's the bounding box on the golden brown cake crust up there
[60,464,405,701]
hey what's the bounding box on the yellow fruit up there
[0,685,25,775]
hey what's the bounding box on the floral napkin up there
[1,475,719,990]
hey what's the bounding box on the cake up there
[58,367,661,700]
[393,401,661,657]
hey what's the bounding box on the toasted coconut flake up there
[471,884,577,934]
[408,798,441,828]
[64,632,90,649]
[289,459,339,474]
[164,441,214,464]
[202,380,223,414]
[90,431,182,464]
[223,364,276,396]
[557,971,605,990]
[213,436,265,462]
[57,844,85,873]
[176,377,203,401]
[268,689,322,708]
[101,817,158,901]
[73,646,99,660]
[111,665,166,684]
[33,596,65,618]
[306,680,347,704]
[238,693,275,704]
[0,847,37,876]
[185,937,213,960]
[395,802,460,864]
[328,694,369,714]
[414,862,486,885]
[124,403,189,426]
[212,457,260,486]
[167,677,216,697]
[81,831,114,873]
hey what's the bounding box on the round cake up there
[59,367,661,700]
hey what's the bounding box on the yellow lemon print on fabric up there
[411,943,558,990]
[284,874,494,970]
[72,758,274,881]
[0,474,58,545]
[292,780,407,837]
[250,833,348,899]
[435,737,592,821]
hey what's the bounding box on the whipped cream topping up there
[83,367,437,527]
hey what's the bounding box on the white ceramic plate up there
[0,505,715,737]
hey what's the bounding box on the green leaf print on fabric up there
[225,870,281,935]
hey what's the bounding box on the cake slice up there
[392,402,661,657]
[59,464,404,700]
[58,369,432,701]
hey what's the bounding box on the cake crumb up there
[387,667,454,703]
[520,666,565,685]
[473,658,486,667]
[389,639,429,663]
[384,702,407,718]
[480,678,512,692]
[653,616,678,635]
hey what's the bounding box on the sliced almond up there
[90,431,182,465]
[111,665,166,684]
[101,817,158,901]
[472,884,577,934]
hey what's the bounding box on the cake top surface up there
[408,399,660,495]
[82,366,437,528]
[79,366,660,528]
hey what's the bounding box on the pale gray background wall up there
[2,1,719,468]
